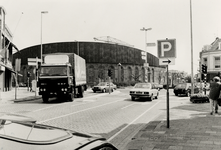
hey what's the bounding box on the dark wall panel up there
[13,42,159,67]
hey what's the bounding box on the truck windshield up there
[40,66,67,76]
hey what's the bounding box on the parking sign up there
[157,39,176,65]
[157,39,176,58]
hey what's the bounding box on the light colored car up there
[129,82,159,101]
[0,114,118,150]
[92,82,115,93]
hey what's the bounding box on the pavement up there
[126,99,221,150]
[1,88,221,150]
[0,87,41,103]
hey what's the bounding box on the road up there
[0,87,190,149]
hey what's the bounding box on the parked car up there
[92,82,115,93]
[154,83,163,90]
[129,82,159,101]
[174,83,199,96]
[195,82,210,91]
[0,114,118,150]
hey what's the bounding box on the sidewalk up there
[0,87,40,103]
[126,101,221,150]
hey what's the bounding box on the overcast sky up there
[1,0,221,74]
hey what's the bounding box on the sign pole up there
[167,65,170,128]
[109,76,111,94]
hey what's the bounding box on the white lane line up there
[33,103,68,112]
[33,93,109,112]
[38,99,122,123]
[121,103,136,109]
[107,100,161,141]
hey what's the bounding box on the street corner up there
[13,96,41,103]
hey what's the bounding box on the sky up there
[1,0,221,74]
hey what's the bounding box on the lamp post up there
[118,63,122,83]
[140,27,152,60]
[190,0,194,95]
[41,11,48,65]
[140,27,152,82]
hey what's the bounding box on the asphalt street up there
[0,87,197,149]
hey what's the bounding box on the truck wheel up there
[68,93,74,102]
[79,91,84,98]
[131,96,135,101]
[42,95,49,103]
[78,86,84,98]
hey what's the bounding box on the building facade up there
[13,41,167,87]
[200,37,221,81]
[0,7,18,92]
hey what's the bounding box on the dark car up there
[174,83,199,96]
[0,114,118,150]
[92,82,115,93]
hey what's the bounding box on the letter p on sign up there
[157,39,176,58]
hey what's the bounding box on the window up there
[203,58,207,66]
[214,57,220,68]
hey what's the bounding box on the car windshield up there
[0,121,71,144]
[176,84,187,88]
[134,83,151,89]
[97,82,107,86]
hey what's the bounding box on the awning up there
[0,63,16,74]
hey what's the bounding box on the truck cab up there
[38,53,86,103]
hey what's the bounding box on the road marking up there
[33,93,111,112]
[32,103,69,112]
[121,103,136,109]
[38,99,122,123]
[107,100,161,141]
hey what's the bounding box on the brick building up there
[13,41,166,87]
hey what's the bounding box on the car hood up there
[130,88,151,92]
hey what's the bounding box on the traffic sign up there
[28,58,41,66]
[146,43,156,47]
[159,58,175,65]
[157,39,176,58]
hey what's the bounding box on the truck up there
[38,53,87,102]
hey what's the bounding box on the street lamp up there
[140,27,152,82]
[140,27,152,55]
[41,11,48,65]
[118,63,122,83]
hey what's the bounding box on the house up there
[0,7,19,91]
[200,37,221,81]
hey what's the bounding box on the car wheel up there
[175,93,178,96]
[186,91,190,97]
[102,89,106,93]
[149,94,154,101]
[93,90,96,93]
[131,96,135,101]
[155,92,159,99]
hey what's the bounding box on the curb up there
[13,96,41,103]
